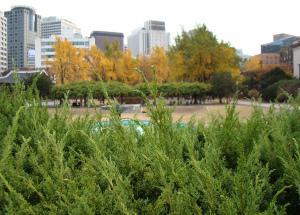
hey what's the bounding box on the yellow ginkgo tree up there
[117,50,140,85]
[86,46,113,81]
[48,37,90,84]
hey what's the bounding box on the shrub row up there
[52,81,212,100]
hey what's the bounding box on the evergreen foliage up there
[262,80,300,102]
[210,72,235,103]
[0,80,300,214]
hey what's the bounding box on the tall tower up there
[0,11,7,73]
[128,20,170,57]
[41,16,81,39]
[5,6,41,70]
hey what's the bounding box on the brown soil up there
[48,104,268,123]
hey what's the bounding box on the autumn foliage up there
[47,38,90,84]
[48,25,242,86]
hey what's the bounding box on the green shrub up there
[262,82,280,101]
[260,67,292,90]
[262,79,300,102]
[0,81,300,214]
[248,89,260,99]
[210,71,235,103]
[24,73,53,98]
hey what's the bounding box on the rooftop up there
[292,41,300,48]
[262,35,300,47]
[11,5,36,12]
[90,31,124,37]
[42,16,78,26]
[40,34,93,41]
[0,70,47,84]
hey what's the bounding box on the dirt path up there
[49,104,269,123]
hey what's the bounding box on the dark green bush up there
[262,79,300,102]
[24,73,53,98]
[259,67,292,90]
[262,82,280,101]
[210,71,235,103]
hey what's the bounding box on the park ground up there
[48,101,272,123]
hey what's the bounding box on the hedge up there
[52,81,212,101]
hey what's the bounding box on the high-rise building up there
[35,35,95,68]
[292,41,300,78]
[144,20,170,53]
[36,17,91,68]
[0,11,7,74]
[261,34,300,54]
[127,28,148,57]
[261,34,300,71]
[41,17,81,39]
[128,20,170,57]
[5,6,41,70]
[90,31,124,51]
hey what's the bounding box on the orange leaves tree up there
[86,46,113,81]
[48,38,90,85]
[168,51,185,81]
[149,47,170,83]
[49,39,141,85]
[117,50,140,85]
[244,55,262,72]
[48,25,242,86]
[104,42,141,84]
[137,48,170,83]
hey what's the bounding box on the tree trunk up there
[219,97,222,104]
[61,75,64,85]
[84,96,87,107]
[193,96,197,105]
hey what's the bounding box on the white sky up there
[1,0,299,55]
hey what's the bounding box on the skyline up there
[1,0,300,55]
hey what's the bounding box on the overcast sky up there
[1,0,299,55]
